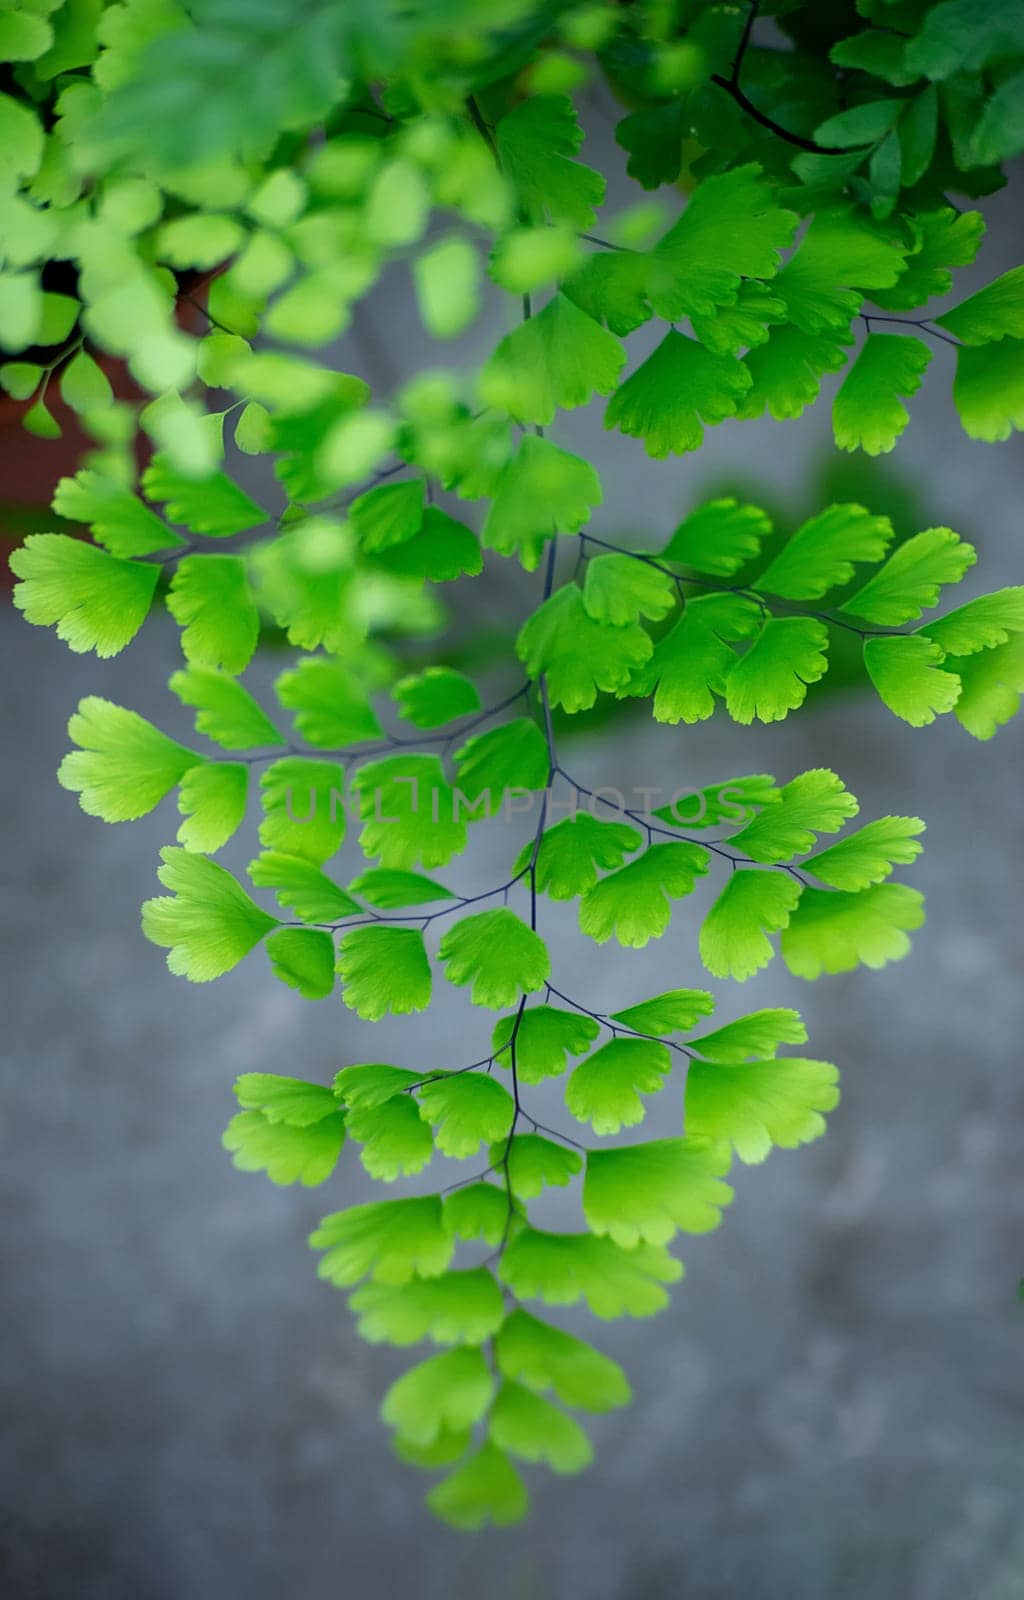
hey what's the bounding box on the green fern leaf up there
[494,1310,631,1411]
[842,527,976,624]
[565,1037,672,1134]
[604,331,752,457]
[780,883,926,977]
[700,870,803,981]
[58,696,199,822]
[310,1197,453,1287]
[685,1057,840,1163]
[336,926,432,1019]
[583,1138,733,1245]
[863,634,962,725]
[11,533,158,656]
[492,1005,600,1084]
[438,910,550,1008]
[578,842,710,948]
[480,292,624,424]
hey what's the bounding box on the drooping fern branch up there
[4,0,1024,1530]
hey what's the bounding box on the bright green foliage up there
[757,504,893,600]
[496,95,604,230]
[259,757,346,863]
[949,634,1024,739]
[426,1442,528,1531]
[345,1096,434,1183]
[248,852,359,922]
[142,848,278,982]
[417,1074,514,1158]
[310,1198,452,1287]
[265,926,335,999]
[234,1073,338,1125]
[688,1010,809,1063]
[59,697,199,822]
[626,594,760,725]
[842,527,976,624]
[500,1135,582,1200]
[489,1382,592,1474]
[167,555,260,673]
[453,718,549,814]
[350,478,425,552]
[483,436,601,570]
[347,869,453,910]
[805,818,926,891]
[170,667,283,750]
[371,507,482,583]
[518,584,651,711]
[10,0,1024,1531]
[350,1269,505,1347]
[952,339,1024,441]
[935,267,1024,343]
[724,618,830,724]
[772,210,907,335]
[871,209,985,311]
[333,1064,425,1112]
[177,761,248,853]
[276,658,382,745]
[337,927,432,1020]
[739,324,852,421]
[685,1058,840,1164]
[492,1006,599,1084]
[578,842,710,948]
[656,775,780,830]
[142,459,266,537]
[393,668,479,729]
[864,635,962,725]
[610,991,716,1035]
[833,334,933,454]
[499,1230,683,1319]
[605,331,752,457]
[921,589,1024,656]
[646,164,797,319]
[53,470,177,558]
[11,535,158,657]
[414,238,480,339]
[727,770,858,863]
[780,884,926,978]
[583,554,675,626]
[520,814,641,900]
[438,910,549,1008]
[353,754,466,869]
[661,499,772,575]
[381,1347,493,1446]
[480,293,624,425]
[566,1037,672,1134]
[444,1184,511,1246]
[495,1310,631,1412]
[223,1108,346,1187]
[700,871,804,982]
[583,1140,734,1246]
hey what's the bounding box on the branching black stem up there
[710,0,863,157]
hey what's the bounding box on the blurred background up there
[2,113,1022,1600]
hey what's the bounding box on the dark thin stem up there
[710,0,861,157]
[545,984,694,1059]
[861,311,962,349]
[521,1113,589,1153]
[325,869,530,934]
[467,95,499,163]
[578,531,909,641]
